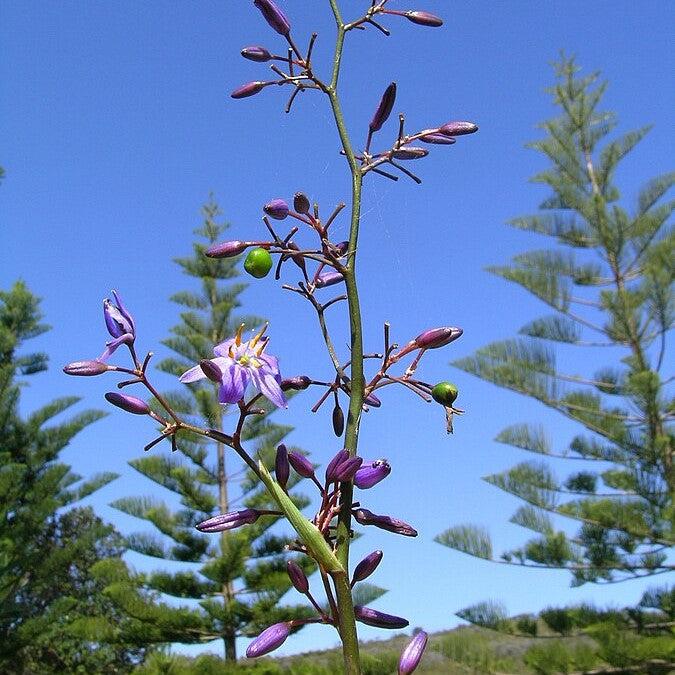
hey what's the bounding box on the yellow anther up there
[250,322,269,348]
[228,343,235,358]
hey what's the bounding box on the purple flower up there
[325,448,349,483]
[241,45,273,62]
[354,459,391,489]
[104,392,150,416]
[253,0,291,36]
[246,621,291,658]
[399,631,429,674]
[352,550,383,584]
[355,605,409,629]
[231,81,268,99]
[353,508,418,537]
[196,509,261,533]
[315,270,344,288]
[99,290,135,361]
[414,326,463,349]
[370,82,397,133]
[286,560,309,594]
[333,456,363,481]
[179,324,287,408]
[63,360,111,376]
[288,451,315,478]
[405,11,443,27]
[205,240,251,258]
[263,198,289,220]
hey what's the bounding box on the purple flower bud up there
[369,82,397,133]
[286,560,309,594]
[325,448,349,483]
[353,508,418,537]
[196,509,261,533]
[391,146,428,160]
[280,375,311,391]
[246,621,291,658]
[103,291,135,339]
[199,359,223,382]
[275,443,290,489]
[334,456,363,482]
[420,133,456,145]
[315,270,344,288]
[285,241,307,273]
[332,402,345,437]
[263,198,289,220]
[104,392,151,416]
[364,392,381,408]
[293,192,311,214]
[399,631,429,674]
[241,45,273,62]
[253,0,291,36]
[205,240,251,258]
[288,451,315,478]
[439,121,479,136]
[63,360,110,376]
[354,459,391,489]
[405,11,443,27]
[335,241,349,256]
[231,81,267,99]
[355,605,409,629]
[414,326,463,349]
[352,550,383,584]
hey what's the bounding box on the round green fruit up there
[244,248,273,278]
[431,381,458,406]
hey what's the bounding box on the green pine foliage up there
[109,200,321,661]
[0,282,148,672]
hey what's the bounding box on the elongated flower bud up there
[439,121,478,136]
[414,326,463,349]
[196,509,261,533]
[205,240,251,258]
[324,449,348,483]
[364,392,381,408]
[399,631,429,674]
[353,508,418,537]
[104,392,150,415]
[332,402,345,436]
[369,82,397,133]
[293,192,310,214]
[286,560,309,594]
[405,11,443,27]
[103,291,135,339]
[241,45,273,62]
[199,359,223,382]
[288,451,315,478]
[246,621,291,658]
[231,81,268,99]
[281,375,311,391]
[334,456,363,481]
[355,605,409,629]
[263,198,289,220]
[420,133,456,145]
[354,459,391,489]
[392,146,428,160]
[253,0,291,36]
[275,443,290,489]
[315,270,344,288]
[63,360,110,376]
[352,550,383,584]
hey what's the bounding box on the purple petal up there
[259,352,280,375]
[213,338,236,357]
[111,290,136,333]
[253,368,287,408]
[180,364,207,384]
[98,333,134,362]
[218,364,248,403]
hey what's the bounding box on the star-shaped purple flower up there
[179,324,287,408]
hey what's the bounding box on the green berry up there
[244,248,273,278]
[431,381,458,406]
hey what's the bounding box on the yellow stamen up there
[235,323,245,347]
[250,322,269,348]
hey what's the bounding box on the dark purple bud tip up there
[263,198,289,220]
[293,192,311,215]
[332,403,345,437]
[286,560,309,594]
[370,82,397,133]
[354,459,391,489]
[315,270,344,288]
[414,326,463,349]
[199,359,223,382]
[354,508,418,537]
[334,456,363,482]
[63,360,110,376]
[231,81,267,99]
[288,451,315,478]
[253,0,291,36]
[196,509,260,533]
[355,605,409,629]
[241,45,273,62]
[206,240,251,258]
[364,392,381,408]
[325,448,349,483]
[399,631,429,674]
[281,375,311,391]
[275,443,290,489]
[405,11,443,27]
[352,550,383,584]
[431,382,458,406]
[246,621,291,658]
[104,392,150,416]
[420,133,457,145]
[439,121,479,136]
[392,146,428,160]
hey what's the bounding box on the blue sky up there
[2,0,673,660]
